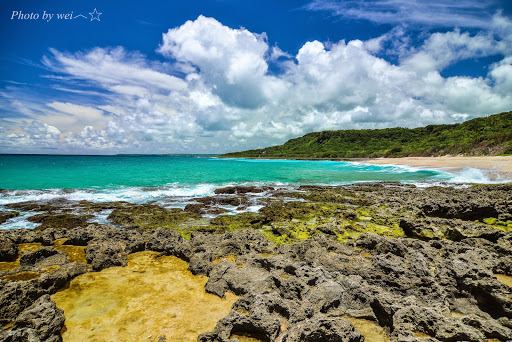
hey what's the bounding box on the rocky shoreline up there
[1,183,512,341]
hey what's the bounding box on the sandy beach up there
[363,156,512,175]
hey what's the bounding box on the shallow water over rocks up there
[495,273,512,288]
[51,251,238,342]
[342,317,390,342]
[0,243,41,272]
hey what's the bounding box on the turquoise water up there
[0,154,446,190]
[0,154,508,229]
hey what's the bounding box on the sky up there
[1,0,512,155]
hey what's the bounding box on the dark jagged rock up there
[28,212,93,230]
[184,203,230,215]
[461,314,512,341]
[107,204,200,231]
[0,211,19,225]
[496,234,512,256]
[392,305,485,341]
[207,229,277,260]
[0,262,86,324]
[205,260,275,297]
[400,217,506,241]
[185,203,208,214]
[419,196,501,220]
[19,247,68,269]
[495,255,512,275]
[145,229,191,260]
[283,316,364,342]
[124,232,146,254]
[195,196,249,207]
[193,226,512,341]
[187,229,277,277]
[0,236,17,262]
[85,239,128,271]
[214,185,271,195]
[1,183,512,341]
[1,295,65,342]
[64,224,117,246]
[74,200,130,212]
[199,294,287,341]
[1,228,58,245]
[62,225,105,246]
[5,201,62,212]
[38,228,57,245]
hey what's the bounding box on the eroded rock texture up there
[0,183,511,341]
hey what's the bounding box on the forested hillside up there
[221,111,512,159]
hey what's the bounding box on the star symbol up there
[89,8,102,21]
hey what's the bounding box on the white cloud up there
[306,0,500,28]
[24,120,61,139]
[269,46,292,61]
[43,47,187,95]
[3,14,512,154]
[401,28,512,73]
[0,121,61,152]
[158,15,270,109]
[490,56,512,94]
[45,102,109,131]
[98,105,126,116]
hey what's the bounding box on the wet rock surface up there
[27,213,94,230]
[0,211,18,225]
[0,183,511,341]
[107,203,202,231]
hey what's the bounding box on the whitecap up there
[447,167,512,184]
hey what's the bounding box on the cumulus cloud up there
[64,125,118,150]
[401,26,512,72]
[0,121,61,152]
[2,14,512,154]
[490,57,512,94]
[158,15,270,109]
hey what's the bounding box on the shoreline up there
[361,155,512,176]
[219,155,512,178]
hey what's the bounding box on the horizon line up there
[0,153,222,157]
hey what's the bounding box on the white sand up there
[362,156,512,176]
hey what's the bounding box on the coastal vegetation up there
[221,111,512,159]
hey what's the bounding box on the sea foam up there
[447,167,511,184]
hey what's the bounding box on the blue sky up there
[1,0,512,154]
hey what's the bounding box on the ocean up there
[0,154,509,229]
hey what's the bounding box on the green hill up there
[221,111,512,159]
